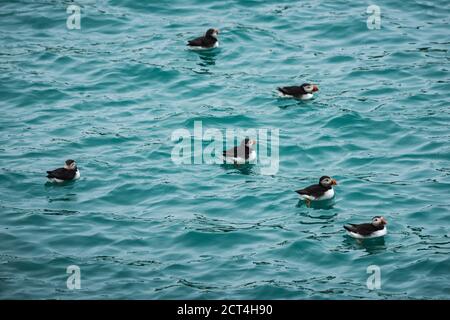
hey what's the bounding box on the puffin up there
[187,28,220,49]
[46,159,80,183]
[277,83,319,100]
[222,138,256,165]
[295,176,337,206]
[344,216,388,239]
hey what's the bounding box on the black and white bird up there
[46,159,80,183]
[187,28,220,49]
[344,216,388,239]
[278,83,319,100]
[222,138,256,164]
[295,176,337,206]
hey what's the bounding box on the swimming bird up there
[295,176,337,207]
[187,28,220,49]
[46,159,80,183]
[344,216,388,239]
[222,138,256,165]
[277,83,319,100]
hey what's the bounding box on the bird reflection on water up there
[296,198,336,210]
[221,163,255,175]
[342,236,387,255]
[194,49,219,68]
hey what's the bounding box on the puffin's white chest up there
[317,188,334,200]
[189,41,219,50]
[248,150,256,162]
[298,188,334,201]
[301,93,314,100]
[74,170,80,179]
[347,227,387,239]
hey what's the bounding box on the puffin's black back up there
[46,167,77,180]
[344,223,383,236]
[187,29,217,47]
[278,86,306,96]
[295,183,329,198]
[223,145,252,159]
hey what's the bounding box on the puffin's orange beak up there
[381,217,387,225]
[331,179,337,185]
[313,85,319,92]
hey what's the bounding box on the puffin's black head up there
[206,28,219,38]
[371,216,387,227]
[319,176,337,187]
[241,138,256,147]
[64,159,77,170]
[301,83,319,93]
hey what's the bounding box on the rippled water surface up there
[1,0,449,299]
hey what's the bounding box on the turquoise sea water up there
[1,0,449,299]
